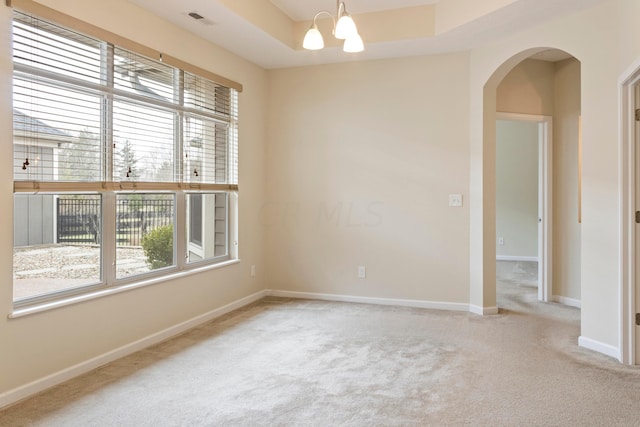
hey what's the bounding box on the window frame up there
[11,7,240,309]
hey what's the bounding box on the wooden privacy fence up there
[56,198,173,246]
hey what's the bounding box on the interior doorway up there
[471,48,581,320]
[496,113,553,303]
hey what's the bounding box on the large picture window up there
[12,11,239,305]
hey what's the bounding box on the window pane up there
[114,47,176,103]
[113,100,176,181]
[13,194,102,301]
[184,72,230,115]
[186,193,228,263]
[184,115,229,184]
[116,194,175,279]
[189,194,203,246]
[13,78,103,182]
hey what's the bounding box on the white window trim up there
[9,259,242,319]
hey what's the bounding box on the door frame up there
[496,112,553,302]
[619,60,640,365]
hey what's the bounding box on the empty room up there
[2,0,640,425]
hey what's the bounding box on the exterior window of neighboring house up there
[12,11,239,306]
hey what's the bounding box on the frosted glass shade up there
[343,33,364,53]
[334,14,357,40]
[303,26,324,50]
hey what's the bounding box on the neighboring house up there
[12,109,71,247]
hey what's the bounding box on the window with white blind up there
[11,9,240,306]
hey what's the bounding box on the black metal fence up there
[57,198,100,244]
[56,197,173,246]
[116,198,173,246]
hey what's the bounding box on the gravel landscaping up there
[13,244,151,300]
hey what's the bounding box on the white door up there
[538,119,552,302]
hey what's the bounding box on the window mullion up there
[101,43,116,284]
[102,42,114,181]
[175,69,185,268]
[175,69,184,183]
[102,191,117,285]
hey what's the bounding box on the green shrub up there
[141,224,174,269]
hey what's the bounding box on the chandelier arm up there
[312,10,336,31]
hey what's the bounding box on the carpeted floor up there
[2,261,640,426]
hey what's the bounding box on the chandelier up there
[302,1,364,53]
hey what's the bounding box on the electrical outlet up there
[358,266,366,279]
[250,265,256,277]
[497,237,504,245]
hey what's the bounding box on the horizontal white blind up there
[13,13,102,83]
[13,13,104,182]
[12,11,239,190]
[113,99,176,182]
[7,0,243,92]
[114,47,176,103]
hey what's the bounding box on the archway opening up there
[477,47,582,316]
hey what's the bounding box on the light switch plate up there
[449,194,463,207]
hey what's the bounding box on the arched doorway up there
[471,47,582,315]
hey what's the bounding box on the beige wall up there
[266,53,470,304]
[495,120,538,259]
[0,0,268,395]
[617,0,640,68]
[497,59,556,116]
[553,58,582,302]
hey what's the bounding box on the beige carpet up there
[2,261,640,426]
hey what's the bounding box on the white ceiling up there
[269,0,441,21]
[128,0,603,69]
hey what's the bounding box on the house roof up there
[13,109,70,139]
[13,109,71,146]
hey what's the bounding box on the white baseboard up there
[0,289,268,410]
[578,336,620,360]
[267,289,469,312]
[496,256,538,262]
[552,295,581,308]
[469,304,499,315]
